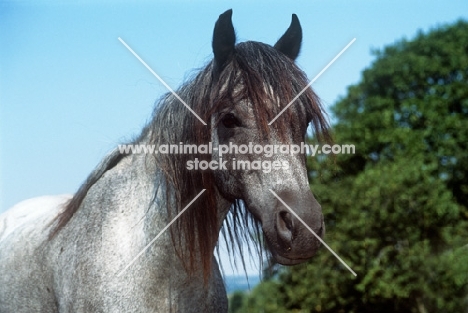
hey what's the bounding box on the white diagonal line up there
[268,38,356,125]
[269,189,357,276]
[118,37,207,125]
[116,189,206,277]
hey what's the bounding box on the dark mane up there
[49,41,331,280]
[48,148,125,239]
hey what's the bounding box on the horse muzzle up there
[272,212,324,265]
[262,190,325,265]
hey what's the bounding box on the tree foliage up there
[232,20,468,313]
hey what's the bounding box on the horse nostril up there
[279,211,293,232]
[276,211,295,246]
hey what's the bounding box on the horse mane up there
[49,41,331,281]
[48,148,125,239]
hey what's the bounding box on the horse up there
[0,9,330,312]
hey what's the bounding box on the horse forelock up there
[217,41,331,142]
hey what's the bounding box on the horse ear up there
[274,14,302,60]
[212,9,236,73]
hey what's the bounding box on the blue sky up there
[1,0,467,275]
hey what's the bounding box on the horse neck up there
[135,131,232,260]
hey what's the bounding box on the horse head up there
[209,9,328,266]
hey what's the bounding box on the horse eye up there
[221,113,241,128]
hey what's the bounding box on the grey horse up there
[0,9,330,312]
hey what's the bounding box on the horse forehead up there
[217,71,280,106]
[217,70,242,95]
[228,82,281,110]
[264,82,281,107]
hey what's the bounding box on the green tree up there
[239,280,288,313]
[240,20,468,312]
[229,291,247,313]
